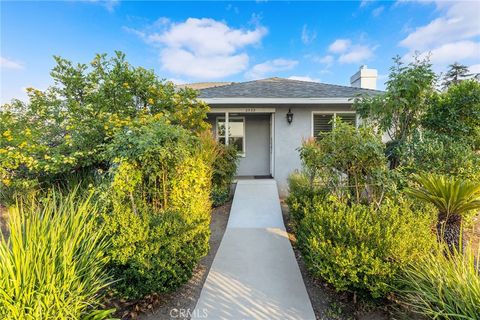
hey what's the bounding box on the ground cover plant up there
[0,191,113,319]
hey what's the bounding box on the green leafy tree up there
[442,62,470,89]
[423,80,480,150]
[406,174,480,251]
[354,55,436,168]
[0,52,209,203]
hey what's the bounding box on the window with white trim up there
[312,112,357,138]
[216,117,245,155]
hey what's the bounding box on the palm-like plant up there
[406,174,480,251]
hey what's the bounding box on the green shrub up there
[211,144,238,206]
[0,52,209,205]
[286,172,327,228]
[395,245,480,319]
[402,131,480,183]
[102,120,212,299]
[423,80,480,150]
[0,192,113,319]
[298,121,390,205]
[297,197,436,298]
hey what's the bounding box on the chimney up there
[350,65,377,90]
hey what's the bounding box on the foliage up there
[297,120,391,205]
[406,174,480,218]
[442,62,471,89]
[101,119,212,299]
[354,55,436,168]
[423,80,480,149]
[286,172,327,229]
[0,191,113,319]
[0,51,209,205]
[211,143,238,206]
[297,197,436,299]
[406,173,480,250]
[395,245,480,320]
[402,130,480,182]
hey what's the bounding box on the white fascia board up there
[200,97,352,104]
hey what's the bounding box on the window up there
[216,117,245,155]
[312,112,357,138]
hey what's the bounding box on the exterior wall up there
[273,105,353,197]
[208,104,354,198]
[207,114,271,176]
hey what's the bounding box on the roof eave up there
[199,97,354,104]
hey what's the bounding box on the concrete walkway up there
[193,180,315,320]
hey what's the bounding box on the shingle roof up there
[198,77,382,99]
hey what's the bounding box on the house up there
[196,66,381,196]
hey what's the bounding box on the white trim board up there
[202,98,352,105]
[209,107,276,113]
[216,116,246,157]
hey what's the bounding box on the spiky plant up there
[0,191,114,319]
[406,174,480,251]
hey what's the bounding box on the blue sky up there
[1,1,479,103]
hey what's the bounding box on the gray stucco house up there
[195,66,380,196]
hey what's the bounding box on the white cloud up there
[1,57,24,70]
[288,76,321,82]
[400,1,480,70]
[328,39,351,53]
[301,25,317,45]
[339,45,375,64]
[469,64,480,74]
[245,59,298,79]
[372,6,384,17]
[427,41,480,64]
[128,18,267,79]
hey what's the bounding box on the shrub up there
[0,52,209,205]
[211,144,238,206]
[395,245,480,319]
[423,80,480,150]
[286,172,327,228]
[402,131,480,183]
[297,121,391,205]
[297,197,436,298]
[0,192,113,319]
[102,119,212,299]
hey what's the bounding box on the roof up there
[176,82,233,90]
[198,77,382,99]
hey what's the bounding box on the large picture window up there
[312,112,357,138]
[216,117,245,156]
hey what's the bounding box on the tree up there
[423,80,480,150]
[442,62,470,89]
[0,52,210,203]
[407,174,480,252]
[353,55,436,168]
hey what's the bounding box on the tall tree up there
[442,62,470,89]
[353,55,436,169]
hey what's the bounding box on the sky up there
[1,0,480,103]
